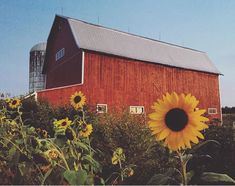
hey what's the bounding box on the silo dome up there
[29,42,47,93]
[30,42,47,52]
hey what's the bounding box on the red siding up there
[38,50,221,120]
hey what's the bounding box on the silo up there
[29,42,47,93]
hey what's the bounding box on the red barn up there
[38,15,221,120]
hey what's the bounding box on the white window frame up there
[55,48,65,61]
[81,51,84,84]
[130,106,145,114]
[208,108,217,115]
[96,104,108,113]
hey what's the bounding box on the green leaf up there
[63,170,88,185]
[186,170,194,183]
[82,155,101,172]
[76,141,89,152]
[147,174,179,185]
[190,140,220,153]
[8,146,16,158]
[200,172,235,184]
[54,135,67,147]
[15,139,24,145]
[82,154,95,164]
[85,174,94,185]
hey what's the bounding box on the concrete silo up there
[29,42,47,93]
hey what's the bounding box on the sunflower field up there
[0,92,235,185]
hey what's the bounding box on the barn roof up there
[60,15,221,74]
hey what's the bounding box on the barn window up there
[208,108,217,114]
[130,106,145,114]
[97,104,107,113]
[55,48,65,61]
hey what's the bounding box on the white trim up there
[81,51,85,84]
[37,83,83,93]
[35,92,38,102]
[23,91,38,101]
[44,74,47,89]
[218,77,223,125]
[208,108,218,115]
[96,104,108,113]
[129,106,145,114]
[55,48,65,61]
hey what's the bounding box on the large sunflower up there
[53,118,72,129]
[70,91,86,109]
[8,98,21,109]
[79,124,93,138]
[148,92,209,151]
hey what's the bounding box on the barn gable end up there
[43,15,83,88]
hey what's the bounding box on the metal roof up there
[30,42,47,52]
[62,15,220,74]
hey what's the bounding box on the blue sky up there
[0,0,235,106]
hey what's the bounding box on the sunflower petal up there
[190,136,199,144]
[148,113,164,121]
[157,128,170,140]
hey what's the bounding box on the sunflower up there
[0,114,6,123]
[79,124,93,138]
[148,92,209,151]
[45,149,59,160]
[5,98,11,103]
[8,98,21,109]
[53,118,72,129]
[70,91,86,109]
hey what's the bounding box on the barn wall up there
[45,17,83,88]
[38,50,221,119]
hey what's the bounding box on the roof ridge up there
[56,14,205,53]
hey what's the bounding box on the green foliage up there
[1,98,235,185]
[0,98,101,185]
[91,112,177,184]
[63,170,87,185]
[198,172,235,185]
[203,125,235,178]
[147,172,179,185]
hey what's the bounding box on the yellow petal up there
[148,113,164,121]
[190,136,199,144]
[195,122,209,131]
[157,128,170,140]
[172,92,179,106]
[194,109,206,116]
[167,133,178,151]
[187,124,205,139]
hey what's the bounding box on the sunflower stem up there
[177,151,187,185]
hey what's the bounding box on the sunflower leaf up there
[147,173,179,185]
[186,170,194,183]
[76,141,89,152]
[63,170,88,185]
[199,172,235,184]
[189,140,220,153]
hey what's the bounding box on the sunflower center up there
[81,124,87,131]
[74,96,81,104]
[12,100,17,105]
[165,108,188,131]
[61,121,67,126]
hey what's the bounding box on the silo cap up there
[30,42,47,52]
